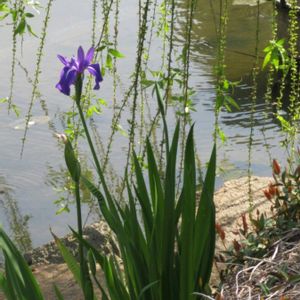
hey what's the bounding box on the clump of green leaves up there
[76,86,217,299]
[215,79,239,113]
[0,0,39,36]
[262,39,290,72]
[97,43,125,75]
[141,67,197,116]
[0,97,20,116]
[0,227,44,300]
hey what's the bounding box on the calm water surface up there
[0,0,291,248]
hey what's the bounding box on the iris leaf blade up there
[179,125,196,299]
[193,145,216,289]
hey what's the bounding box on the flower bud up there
[263,189,272,200]
[64,138,81,183]
[241,214,248,235]
[272,159,281,175]
[55,133,68,144]
[268,184,276,196]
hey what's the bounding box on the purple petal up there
[77,46,85,72]
[77,46,85,63]
[57,54,68,66]
[69,57,78,71]
[56,67,77,95]
[66,69,77,83]
[87,63,103,90]
[85,47,95,64]
[55,82,70,95]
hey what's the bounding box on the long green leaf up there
[51,232,81,287]
[4,254,25,299]
[133,151,153,238]
[81,176,122,234]
[138,280,159,300]
[0,228,44,300]
[146,138,164,213]
[155,83,169,152]
[0,270,16,300]
[53,284,65,300]
[161,122,180,299]
[179,125,196,299]
[193,145,216,290]
[71,228,129,300]
[125,182,152,297]
[146,138,164,280]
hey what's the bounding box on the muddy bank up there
[24,222,118,266]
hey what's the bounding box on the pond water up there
[0,0,292,249]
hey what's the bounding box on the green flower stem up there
[74,76,110,199]
[74,179,85,284]
[75,179,91,300]
[74,76,94,299]
[75,76,101,173]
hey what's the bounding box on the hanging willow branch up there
[165,0,176,107]
[125,0,151,171]
[21,0,54,157]
[214,0,228,143]
[286,0,299,162]
[8,0,22,113]
[176,0,197,193]
[247,0,261,210]
[261,0,278,166]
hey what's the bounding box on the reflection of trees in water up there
[45,156,100,224]
[0,176,32,253]
[176,0,300,79]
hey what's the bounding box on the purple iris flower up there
[56,46,103,96]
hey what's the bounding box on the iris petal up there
[56,46,103,95]
[56,67,77,95]
[77,46,85,72]
[77,46,85,63]
[85,47,95,64]
[57,55,68,66]
[87,63,103,90]
[65,69,77,85]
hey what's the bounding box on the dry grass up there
[219,228,300,299]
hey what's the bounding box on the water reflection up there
[0,175,32,252]
[45,158,100,219]
[175,0,289,176]
[177,0,273,79]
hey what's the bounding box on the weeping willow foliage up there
[285,0,300,162]
[247,0,261,210]
[3,0,300,233]
[215,0,229,143]
[8,0,22,114]
[263,0,300,166]
[21,0,54,156]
